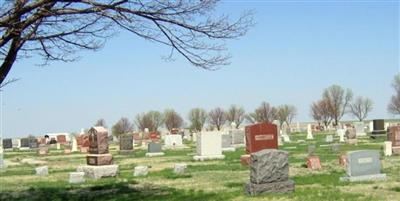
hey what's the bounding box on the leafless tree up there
[188,108,207,132]
[246,101,277,124]
[135,110,163,132]
[0,0,253,86]
[208,107,226,131]
[388,74,400,115]
[322,85,353,126]
[112,117,133,137]
[310,99,332,128]
[226,105,245,129]
[94,118,107,128]
[164,109,183,131]
[349,96,373,121]
[276,104,296,129]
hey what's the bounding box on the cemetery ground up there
[1,132,399,201]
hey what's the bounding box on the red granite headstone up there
[245,123,278,154]
[240,155,251,166]
[56,135,67,144]
[307,156,322,170]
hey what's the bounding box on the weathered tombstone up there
[2,139,12,150]
[371,119,386,137]
[383,141,392,156]
[346,128,357,144]
[388,126,400,154]
[173,163,187,174]
[20,138,30,150]
[57,135,67,144]
[193,131,225,161]
[337,129,345,142]
[307,156,322,170]
[164,134,183,149]
[221,134,235,152]
[339,154,347,167]
[29,138,38,149]
[325,135,333,143]
[35,166,48,176]
[231,129,245,145]
[369,121,374,132]
[306,124,313,140]
[69,172,85,184]
[77,126,118,179]
[71,136,78,152]
[12,139,21,148]
[119,134,134,154]
[354,122,366,136]
[340,150,387,182]
[134,166,148,177]
[145,142,164,157]
[245,149,294,195]
[56,143,61,150]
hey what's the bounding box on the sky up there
[2,1,399,138]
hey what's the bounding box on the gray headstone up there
[119,135,133,151]
[174,163,187,174]
[347,150,381,177]
[221,134,232,148]
[148,142,162,153]
[35,166,48,176]
[29,138,38,149]
[326,135,333,143]
[250,149,289,184]
[69,172,85,184]
[20,138,30,148]
[231,130,245,144]
[2,139,12,149]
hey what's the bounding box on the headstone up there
[369,121,374,132]
[231,129,245,145]
[388,126,400,154]
[339,154,347,167]
[79,126,118,179]
[337,129,345,142]
[221,134,235,152]
[69,172,85,184]
[346,128,357,144]
[71,136,78,152]
[340,150,387,182]
[282,135,290,143]
[193,131,225,161]
[372,119,386,136]
[384,141,392,156]
[57,135,67,144]
[245,149,294,195]
[119,134,134,154]
[354,122,366,136]
[146,142,164,157]
[245,123,278,154]
[307,156,322,170]
[133,166,148,177]
[306,124,313,140]
[35,166,48,176]
[174,163,187,174]
[325,135,333,143]
[20,138,30,149]
[29,138,38,149]
[12,139,21,148]
[56,143,61,150]
[2,139,12,150]
[164,134,183,148]
[38,145,49,155]
[192,132,197,142]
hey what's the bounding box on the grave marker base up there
[340,174,386,182]
[193,155,225,161]
[145,152,165,157]
[77,165,118,179]
[245,180,295,195]
[222,147,236,152]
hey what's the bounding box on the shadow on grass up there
[0,182,235,201]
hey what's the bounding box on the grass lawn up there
[0,131,399,201]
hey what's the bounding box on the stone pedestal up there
[245,180,295,195]
[340,174,387,182]
[86,154,113,166]
[77,165,119,179]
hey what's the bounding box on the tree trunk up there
[0,38,21,85]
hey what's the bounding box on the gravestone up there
[20,138,30,149]
[193,131,225,161]
[388,126,400,154]
[354,122,366,136]
[245,149,294,195]
[372,119,386,137]
[337,129,345,142]
[35,166,48,176]
[307,145,316,156]
[56,143,61,150]
[221,134,235,152]
[38,145,49,155]
[282,135,291,143]
[346,128,357,144]
[174,163,187,174]
[331,144,340,153]
[71,136,78,152]
[69,172,85,184]
[307,124,313,140]
[12,139,21,148]
[325,135,333,143]
[134,166,148,177]
[307,156,322,170]
[119,134,134,154]
[340,150,387,182]
[77,126,118,179]
[339,154,347,167]
[2,139,12,150]
[29,138,38,149]
[164,134,183,148]
[383,141,392,156]
[231,129,245,145]
[145,142,164,157]
[57,135,67,144]
[369,121,374,132]
[245,123,278,154]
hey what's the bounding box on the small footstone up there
[134,166,148,177]
[145,152,165,157]
[35,166,48,176]
[77,165,119,179]
[174,163,187,174]
[69,172,85,184]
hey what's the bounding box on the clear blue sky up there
[2,1,399,138]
